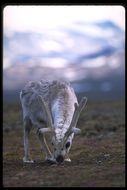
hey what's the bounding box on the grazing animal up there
[20,80,87,164]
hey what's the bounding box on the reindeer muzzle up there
[56,155,64,164]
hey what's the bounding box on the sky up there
[4,5,125,35]
[3,5,125,96]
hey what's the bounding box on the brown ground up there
[3,100,125,187]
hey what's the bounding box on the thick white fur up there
[20,80,79,163]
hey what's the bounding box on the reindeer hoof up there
[64,158,71,162]
[45,157,56,164]
[23,157,35,163]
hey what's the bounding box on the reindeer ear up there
[72,127,81,135]
[39,128,52,133]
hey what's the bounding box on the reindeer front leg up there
[36,128,54,162]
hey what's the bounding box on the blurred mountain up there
[3,20,125,102]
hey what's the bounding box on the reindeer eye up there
[65,142,70,149]
[51,142,54,146]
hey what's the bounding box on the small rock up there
[96,160,102,165]
[97,134,104,140]
[104,154,110,158]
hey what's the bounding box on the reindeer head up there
[38,95,87,164]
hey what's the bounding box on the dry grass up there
[3,99,125,187]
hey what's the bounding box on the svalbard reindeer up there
[20,80,87,164]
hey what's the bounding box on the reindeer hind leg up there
[23,117,34,163]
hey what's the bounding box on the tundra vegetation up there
[3,99,125,187]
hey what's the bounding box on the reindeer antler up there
[63,97,87,145]
[38,95,53,130]
[38,95,55,157]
